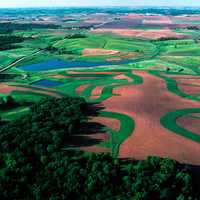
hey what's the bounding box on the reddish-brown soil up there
[92,28,189,39]
[143,18,172,25]
[165,76,200,96]
[76,84,89,94]
[178,79,200,86]
[163,74,200,79]
[174,15,200,21]
[90,116,120,132]
[113,74,132,83]
[0,83,27,94]
[123,14,146,19]
[177,116,200,135]
[106,58,122,61]
[50,75,71,79]
[83,48,119,56]
[90,86,104,100]
[97,70,200,165]
[119,52,139,59]
[0,83,61,98]
[84,19,105,23]
[67,71,121,75]
[178,84,200,95]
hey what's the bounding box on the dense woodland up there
[0,22,61,32]
[0,35,25,50]
[0,96,199,199]
[64,33,87,39]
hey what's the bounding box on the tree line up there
[0,96,199,199]
[0,22,61,32]
[0,35,25,50]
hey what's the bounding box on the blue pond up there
[32,79,64,87]
[19,58,132,72]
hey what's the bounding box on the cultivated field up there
[0,9,200,165]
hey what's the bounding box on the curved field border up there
[99,111,135,157]
[161,108,200,143]
[81,70,143,102]
[74,70,143,156]
[11,83,66,98]
[149,70,200,102]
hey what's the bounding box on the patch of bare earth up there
[106,58,122,61]
[143,17,172,25]
[90,86,104,100]
[90,116,120,132]
[113,74,132,83]
[50,75,71,79]
[76,84,89,94]
[165,75,200,96]
[178,84,200,95]
[77,115,121,153]
[83,48,119,56]
[67,71,120,75]
[163,74,199,79]
[178,79,200,86]
[92,28,189,39]
[98,70,200,165]
[177,116,200,135]
[174,15,200,21]
[0,83,61,98]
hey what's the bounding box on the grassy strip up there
[89,70,143,102]
[149,70,200,102]
[79,70,143,156]
[125,70,144,85]
[160,108,200,143]
[99,111,135,157]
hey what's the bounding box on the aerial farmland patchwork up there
[0,6,200,199]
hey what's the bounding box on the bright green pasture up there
[53,34,157,59]
[160,56,200,74]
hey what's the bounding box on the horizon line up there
[0,6,200,9]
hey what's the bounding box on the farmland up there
[0,7,199,167]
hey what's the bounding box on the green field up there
[0,13,199,159]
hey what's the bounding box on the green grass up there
[1,26,200,158]
[53,34,157,60]
[160,108,200,143]
[149,70,200,102]
[160,56,200,75]
[132,59,192,73]
[99,111,135,157]
[11,90,50,103]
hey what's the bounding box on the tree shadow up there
[66,103,108,148]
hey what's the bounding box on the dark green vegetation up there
[0,35,26,51]
[0,97,198,200]
[0,95,19,110]
[0,22,60,32]
[0,8,199,199]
